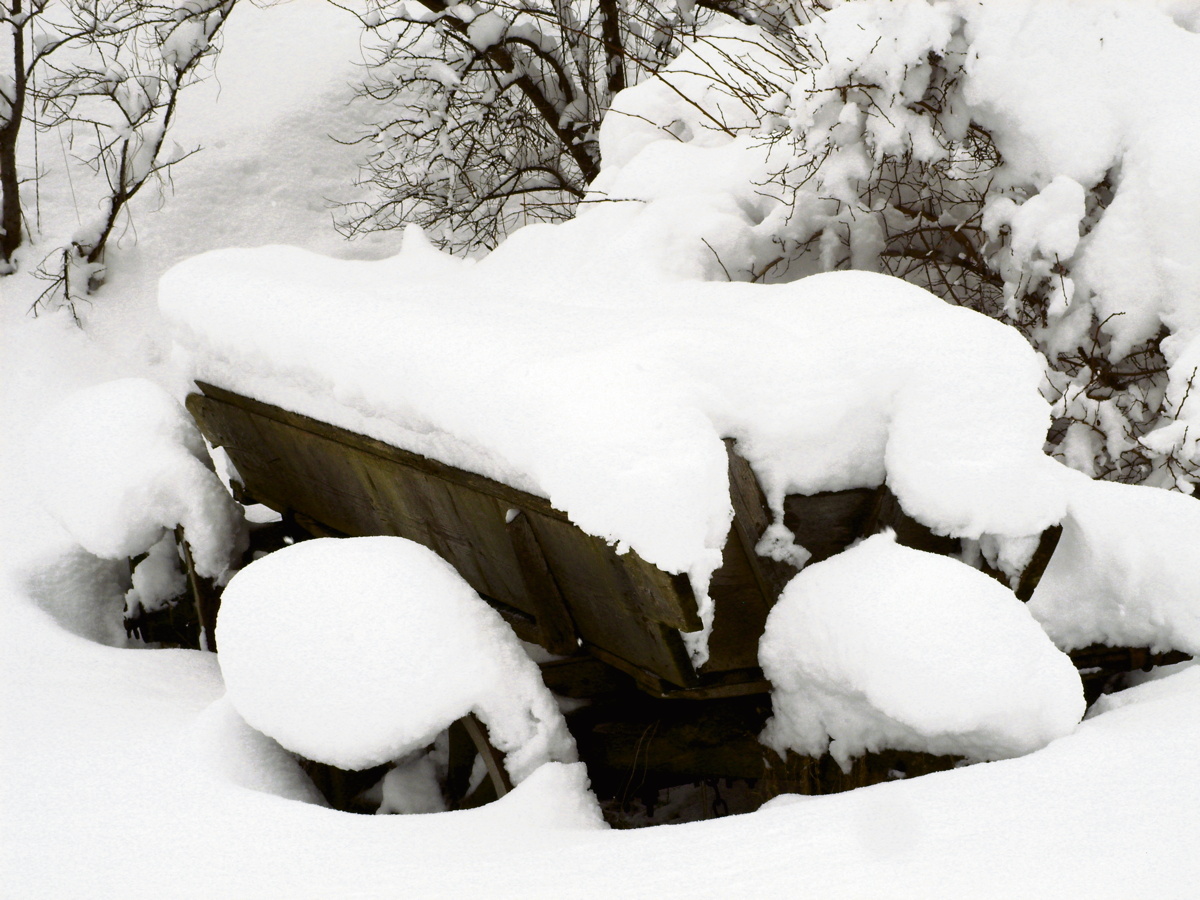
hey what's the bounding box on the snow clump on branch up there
[586,0,1200,491]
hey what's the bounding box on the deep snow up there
[3,1,1200,897]
[3,588,1198,899]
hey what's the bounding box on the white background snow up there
[3,1,1200,897]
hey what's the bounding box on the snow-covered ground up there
[4,585,1199,898]
[4,2,1200,897]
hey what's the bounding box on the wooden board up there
[187,383,1004,698]
[188,384,701,689]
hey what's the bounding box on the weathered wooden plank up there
[859,486,961,555]
[724,440,800,597]
[527,514,699,687]
[188,385,703,688]
[1015,524,1063,601]
[702,521,775,673]
[177,525,220,653]
[191,383,569,520]
[190,390,542,619]
[505,510,577,655]
[702,443,797,676]
[783,486,880,564]
[584,640,699,693]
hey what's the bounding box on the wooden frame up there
[187,382,993,699]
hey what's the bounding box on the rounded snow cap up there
[216,536,575,779]
[760,532,1084,768]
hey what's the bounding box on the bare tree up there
[2,0,234,301]
[333,0,797,255]
[3,0,42,270]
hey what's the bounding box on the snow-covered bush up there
[215,537,579,786]
[29,377,246,635]
[760,533,1085,769]
[590,0,1200,492]
[336,0,803,254]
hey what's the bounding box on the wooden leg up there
[444,713,512,809]
[175,526,221,652]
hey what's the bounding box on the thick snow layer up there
[28,378,246,580]
[760,534,1084,767]
[162,251,1066,575]
[1029,469,1200,654]
[216,536,577,782]
[5,570,1197,899]
[5,1,1200,894]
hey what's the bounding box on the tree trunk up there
[1,0,27,267]
[597,0,626,99]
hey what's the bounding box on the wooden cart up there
[181,381,1182,819]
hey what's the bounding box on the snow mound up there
[760,533,1084,768]
[215,536,577,781]
[470,761,608,831]
[191,696,329,807]
[28,378,246,580]
[1029,470,1200,654]
[164,254,1066,663]
[23,546,133,647]
[165,254,1063,547]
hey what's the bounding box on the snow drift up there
[28,377,246,582]
[216,536,577,783]
[760,533,1085,768]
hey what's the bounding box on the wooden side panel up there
[188,386,701,688]
[700,443,791,675]
[190,390,538,613]
[526,513,699,688]
[505,510,577,655]
[702,523,774,672]
[860,487,961,556]
[783,487,879,564]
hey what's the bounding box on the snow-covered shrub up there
[215,537,578,785]
[760,533,1085,769]
[590,0,1200,492]
[30,377,246,632]
[337,0,804,254]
